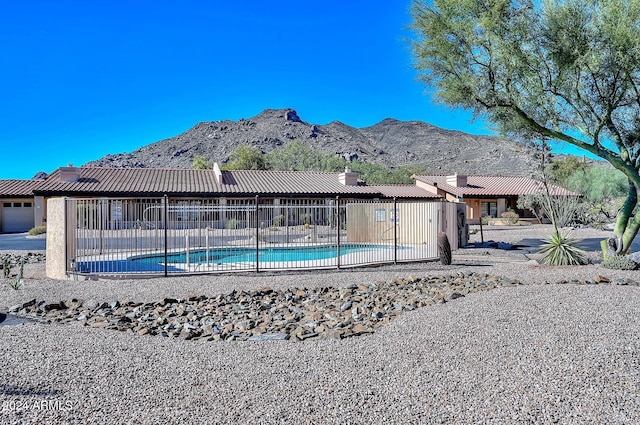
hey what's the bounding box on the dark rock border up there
[7,272,638,341]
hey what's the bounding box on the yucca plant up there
[539,231,587,266]
[9,259,24,290]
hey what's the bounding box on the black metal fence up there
[65,197,458,276]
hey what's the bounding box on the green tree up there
[192,155,214,170]
[390,165,430,184]
[411,0,640,254]
[222,145,268,170]
[546,157,588,187]
[265,141,345,172]
[349,162,392,184]
[566,165,627,204]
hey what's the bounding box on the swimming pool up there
[76,244,399,273]
[162,244,387,264]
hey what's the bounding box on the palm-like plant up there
[539,231,587,266]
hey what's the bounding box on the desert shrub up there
[602,255,639,270]
[272,214,286,226]
[539,231,587,266]
[28,226,46,236]
[480,215,490,225]
[225,218,240,229]
[500,209,519,225]
[517,193,584,227]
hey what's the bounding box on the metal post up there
[206,230,210,267]
[63,197,68,275]
[255,195,259,273]
[336,196,341,269]
[98,200,104,255]
[164,195,168,277]
[393,197,397,265]
[185,234,190,270]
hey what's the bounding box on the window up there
[481,201,498,218]
[13,202,21,207]
[3,203,10,208]
[23,202,32,207]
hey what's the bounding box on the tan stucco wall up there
[345,201,459,248]
[46,197,67,279]
[414,180,439,195]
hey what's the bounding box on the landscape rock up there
[10,271,638,343]
[626,251,640,264]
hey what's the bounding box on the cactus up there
[602,255,638,270]
[437,232,452,265]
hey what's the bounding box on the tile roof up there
[0,180,43,198]
[412,175,578,197]
[367,185,441,199]
[32,167,439,199]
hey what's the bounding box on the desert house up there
[1,167,575,278]
[17,165,441,228]
[1,166,463,278]
[412,174,577,224]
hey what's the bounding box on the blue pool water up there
[76,244,395,273]
[157,244,387,264]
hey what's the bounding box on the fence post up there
[63,197,68,275]
[393,197,397,265]
[185,234,190,270]
[164,195,168,277]
[255,195,260,273]
[206,230,210,267]
[336,196,341,269]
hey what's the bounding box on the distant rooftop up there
[412,175,577,197]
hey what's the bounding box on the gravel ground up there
[1,224,640,424]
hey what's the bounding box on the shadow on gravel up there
[520,236,609,252]
[0,384,61,396]
[0,312,35,326]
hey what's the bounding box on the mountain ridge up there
[85,108,537,176]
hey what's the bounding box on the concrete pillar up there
[45,197,68,280]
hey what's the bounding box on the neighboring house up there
[0,179,45,233]
[0,165,442,232]
[412,174,577,223]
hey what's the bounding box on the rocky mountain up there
[86,108,538,176]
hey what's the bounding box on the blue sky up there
[0,0,585,180]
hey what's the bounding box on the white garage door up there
[2,202,35,233]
